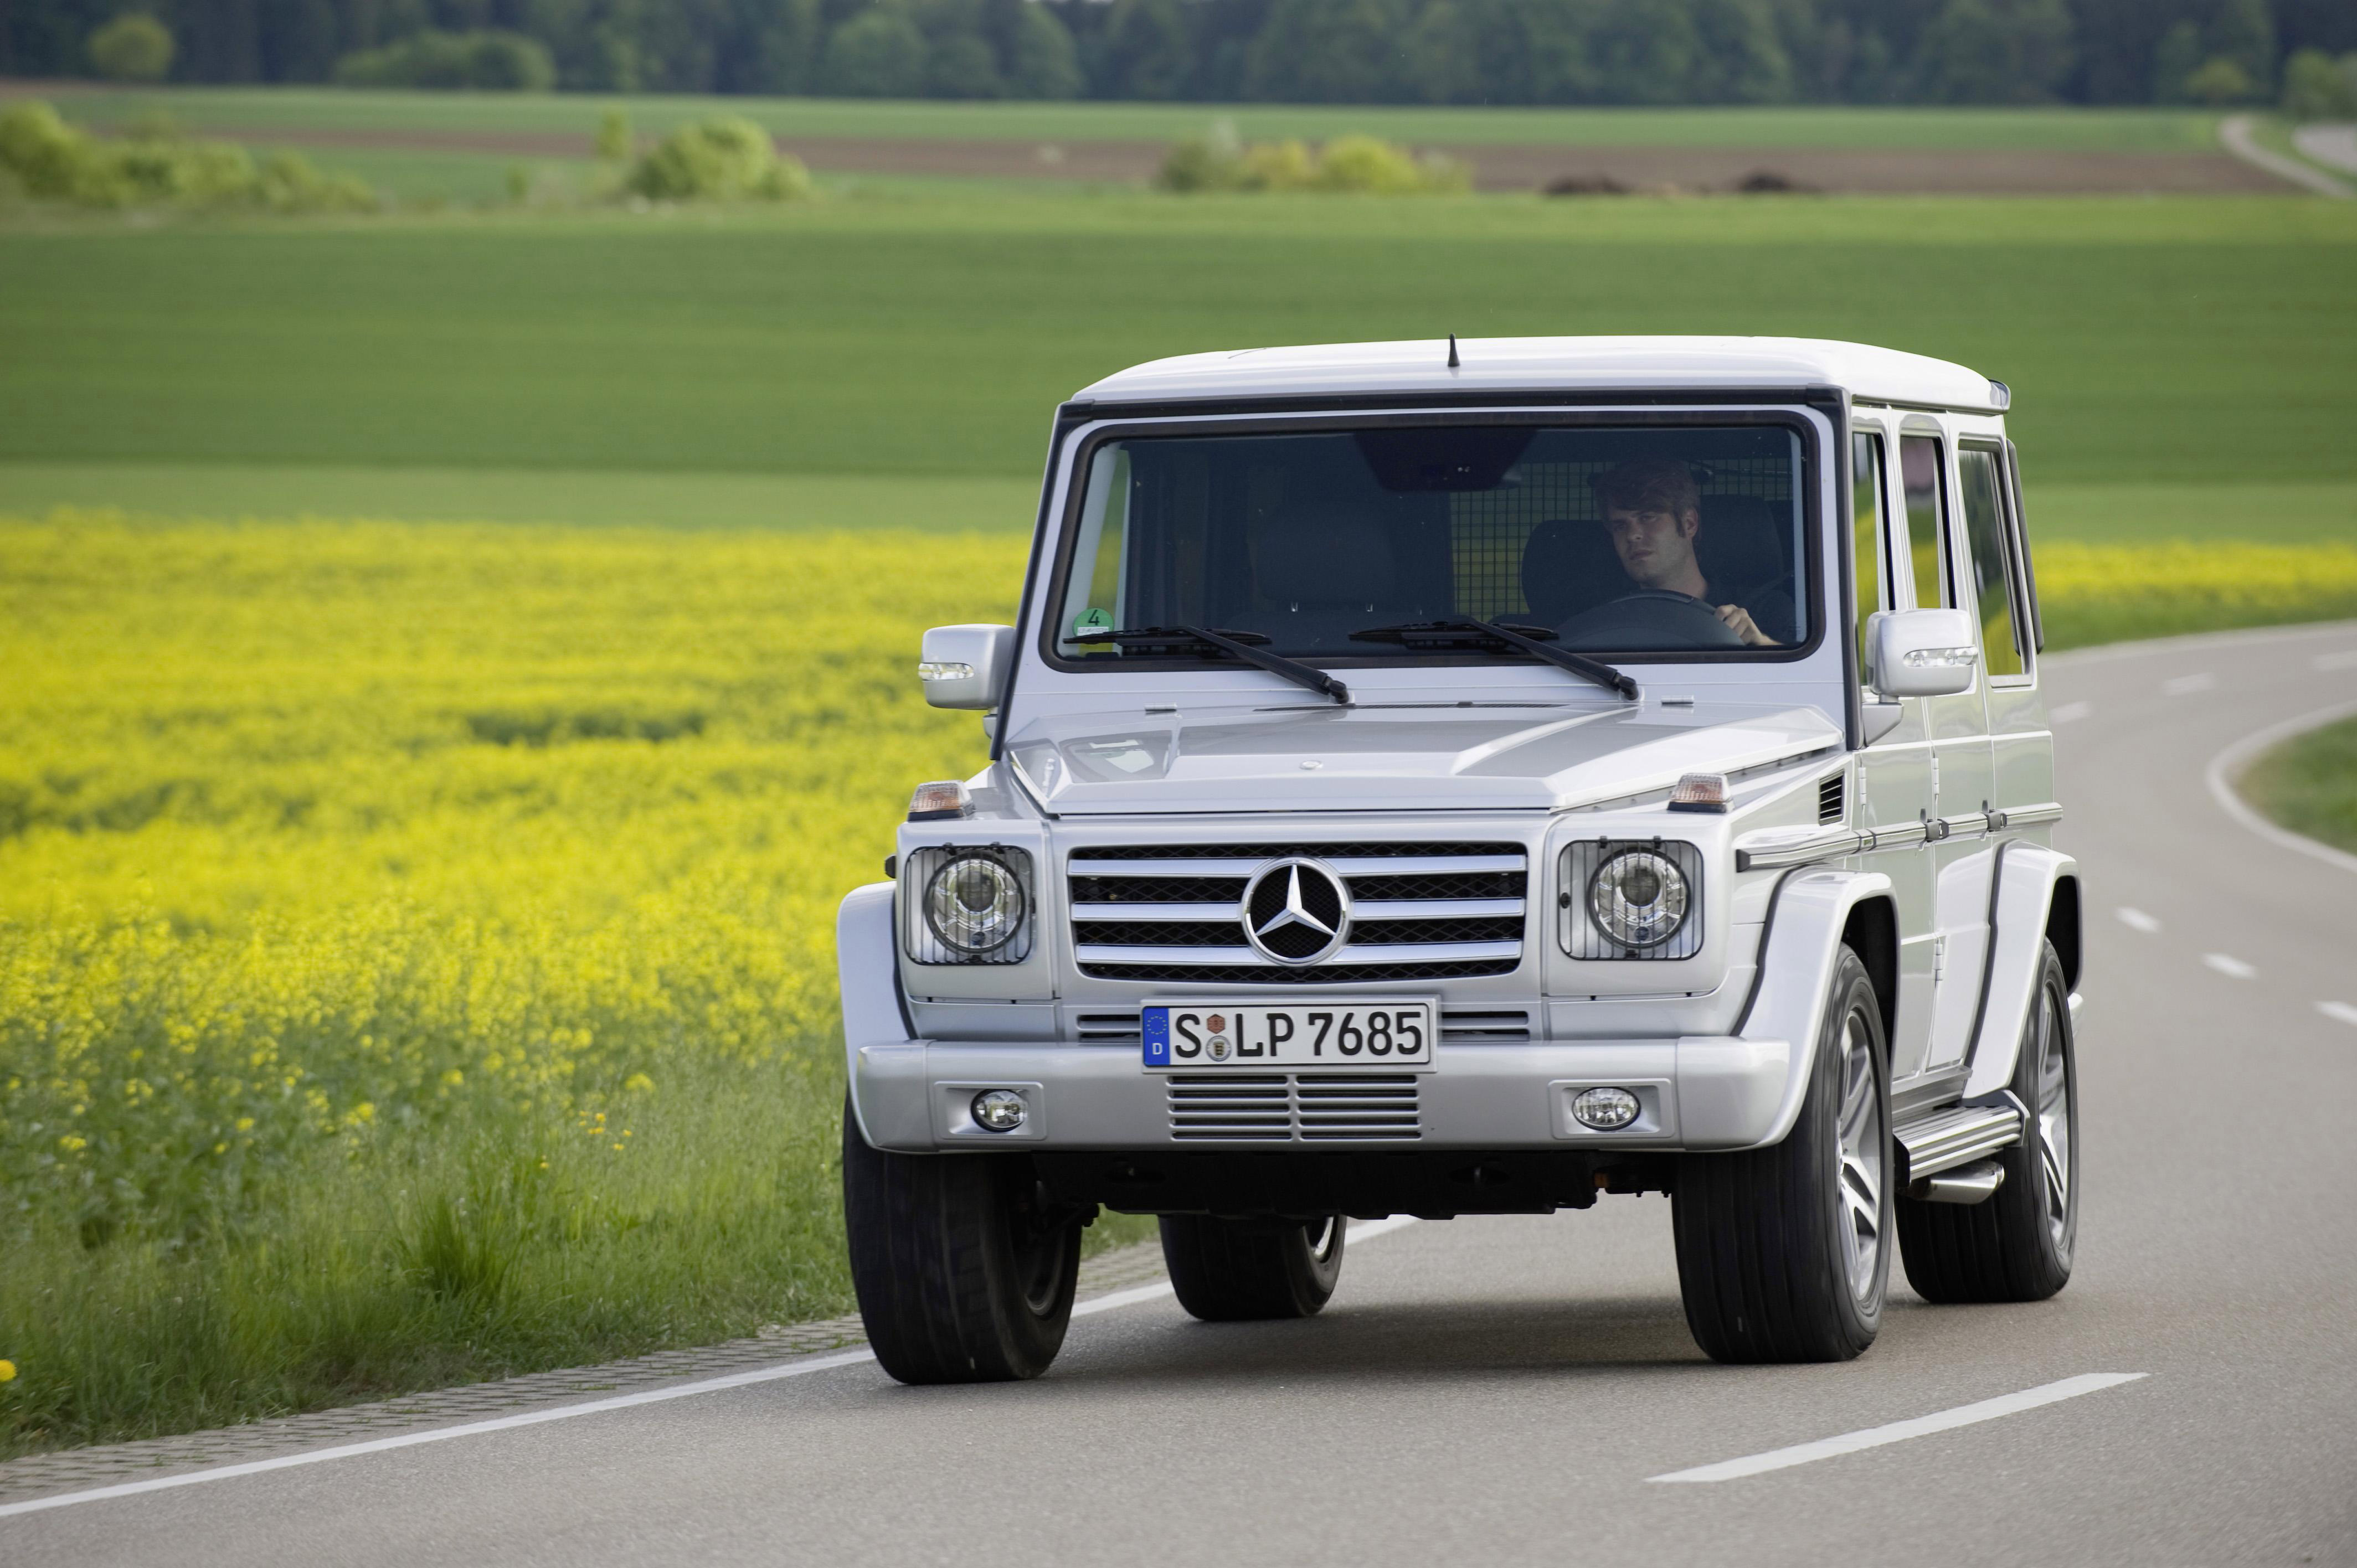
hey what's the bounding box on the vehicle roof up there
[1072,336,2004,413]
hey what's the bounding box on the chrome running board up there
[1895,1094,2024,1185]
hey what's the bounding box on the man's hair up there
[1593,458,1701,521]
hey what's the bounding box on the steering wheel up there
[1557,589,1743,650]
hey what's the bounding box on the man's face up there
[1604,505,1700,589]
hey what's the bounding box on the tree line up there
[6,0,2353,107]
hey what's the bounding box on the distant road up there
[2293,122,2357,178]
[7,621,2357,1567]
[2221,112,2352,195]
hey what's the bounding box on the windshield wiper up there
[1063,624,1350,705]
[1348,618,1637,701]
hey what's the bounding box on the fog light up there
[1572,1086,1641,1131]
[971,1089,1027,1132]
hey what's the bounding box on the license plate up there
[1141,999,1437,1071]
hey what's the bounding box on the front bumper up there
[849,1035,1795,1154]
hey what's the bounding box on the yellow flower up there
[440,1069,464,1087]
[0,1360,16,1383]
[57,1135,87,1153]
[624,1072,655,1095]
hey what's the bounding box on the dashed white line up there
[2050,701,2092,724]
[2314,649,2357,672]
[2204,953,2258,979]
[2163,673,2217,697]
[1648,1373,2150,1483]
[2114,906,2162,933]
[2319,1002,2357,1028]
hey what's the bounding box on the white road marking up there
[0,1221,1418,1519]
[2050,701,2092,724]
[2205,699,2357,879]
[2319,1002,2357,1027]
[2204,953,2258,979]
[2114,906,2161,933]
[1647,1373,2149,1484]
[2162,673,2216,697]
[2314,649,2357,672]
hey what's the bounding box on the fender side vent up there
[1818,772,1846,824]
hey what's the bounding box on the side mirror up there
[1871,608,1979,699]
[918,624,1016,711]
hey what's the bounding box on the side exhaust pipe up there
[1907,1157,2005,1205]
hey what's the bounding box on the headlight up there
[1562,840,1704,960]
[1589,849,1688,949]
[904,847,1034,964]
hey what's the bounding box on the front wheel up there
[1897,940,2078,1303]
[1673,946,1892,1363]
[1159,1214,1346,1321]
[841,1098,1083,1384]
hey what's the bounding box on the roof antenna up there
[1446,333,1460,369]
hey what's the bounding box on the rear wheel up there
[1159,1213,1347,1321]
[1673,946,1891,1363]
[841,1098,1083,1384]
[1898,940,2078,1303]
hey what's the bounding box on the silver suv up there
[838,337,2082,1381]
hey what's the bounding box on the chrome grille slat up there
[1073,841,1526,982]
[1073,854,1524,877]
[1072,897,1527,922]
[1077,940,1522,967]
[1164,1072,1422,1141]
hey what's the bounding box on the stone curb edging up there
[0,1237,1172,1507]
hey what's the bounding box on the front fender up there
[1699,868,1895,1151]
[836,880,910,1148]
[1963,844,2078,1099]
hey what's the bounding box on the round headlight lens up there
[1588,849,1690,950]
[924,854,1026,953]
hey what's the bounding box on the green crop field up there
[3,158,2354,1459]
[28,85,2229,152]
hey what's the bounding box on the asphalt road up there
[12,622,2357,1567]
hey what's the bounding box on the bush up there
[625,116,812,202]
[594,107,631,162]
[0,100,376,212]
[2281,48,2357,121]
[1159,130,1466,194]
[86,13,173,82]
[333,29,556,91]
[2183,55,2257,106]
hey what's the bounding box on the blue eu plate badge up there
[1142,1006,1171,1066]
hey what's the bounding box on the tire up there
[1159,1214,1347,1322]
[841,1097,1083,1384]
[1898,940,2078,1304]
[1673,946,1892,1363]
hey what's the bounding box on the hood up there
[1001,700,1842,816]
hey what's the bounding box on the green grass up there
[2029,483,2357,544]
[30,86,2229,152]
[3,195,2354,486]
[2241,715,2357,855]
[0,463,1041,530]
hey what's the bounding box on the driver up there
[1592,460,1790,647]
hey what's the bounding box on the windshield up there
[1053,422,1809,665]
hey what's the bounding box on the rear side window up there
[1958,447,2026,678]
[1898,435,1947,610]
[1851,431,1887,694]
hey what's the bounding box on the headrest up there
[1520,518,1632,623]
[1696,494,1785,596]
[1254,504,1398,606]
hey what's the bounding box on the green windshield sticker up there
[1073,607,1113,637]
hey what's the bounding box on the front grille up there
[1167,1074,1421,1141]
[1069,841,1528,982]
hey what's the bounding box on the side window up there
[1958,447,2026,678]
[1898,434,1947,609]
[1851,431,1887,694]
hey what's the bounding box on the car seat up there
[1249,503,1414,649]
[1695,494,1795,641]
[1520,518,1634,625]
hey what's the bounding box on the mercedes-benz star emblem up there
[1240,858,1352,966]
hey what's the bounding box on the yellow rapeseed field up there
[1,509,2351,1454]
